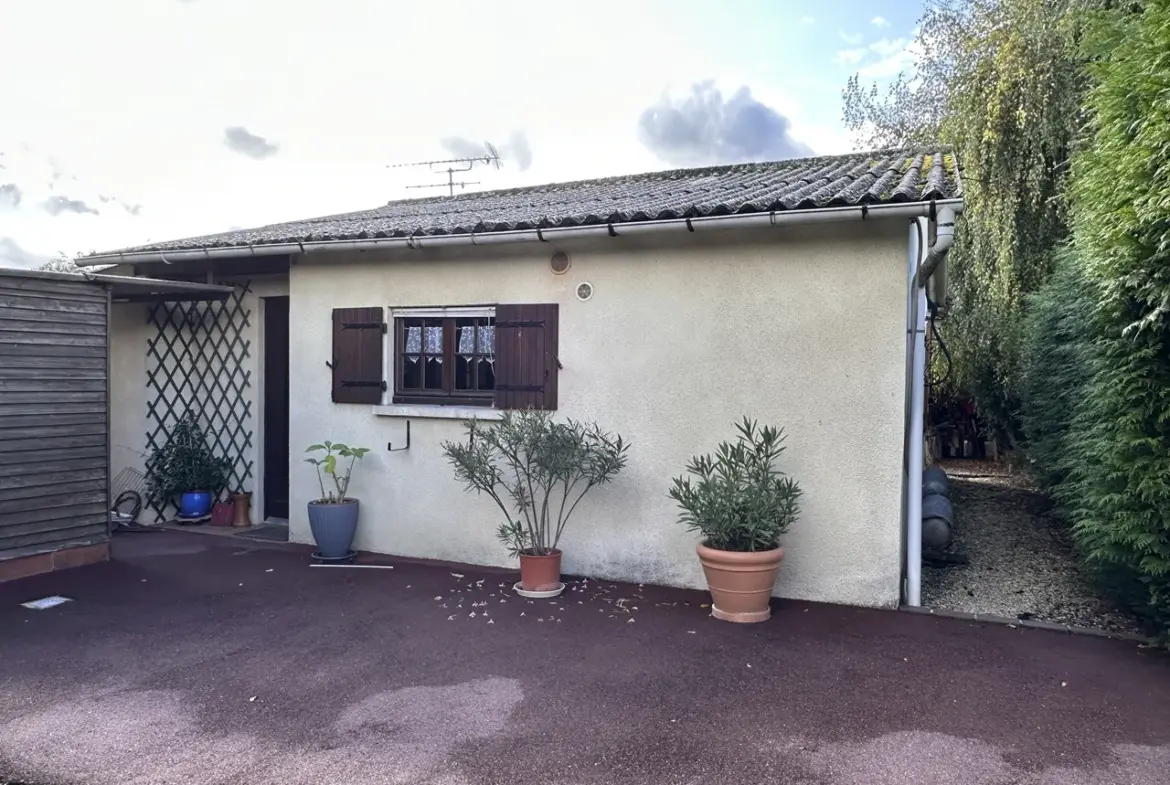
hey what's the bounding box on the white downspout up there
[905,206,958,607]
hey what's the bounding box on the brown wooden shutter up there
[331,307,385,404]
[494,303,559,410]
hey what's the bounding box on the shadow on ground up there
[1,532,1168,785]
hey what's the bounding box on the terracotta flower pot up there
[696,542,785,623]
[519,549,562,592]
[231,492,252,527]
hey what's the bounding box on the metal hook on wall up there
[387,420,411,452]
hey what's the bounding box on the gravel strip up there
[921,461,1140,635]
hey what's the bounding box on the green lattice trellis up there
[145,281,253,521]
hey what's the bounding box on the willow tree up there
[843,0,1096,444]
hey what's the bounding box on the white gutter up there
[75,199,965,266]
[904,205,960,607]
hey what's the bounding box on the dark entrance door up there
[263,296,290,520]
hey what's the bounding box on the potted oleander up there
[305,441,370,559]
[669,418,802,623]
[442,411,629,596]
[145,414,232,521]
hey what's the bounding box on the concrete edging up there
[899,604,1149,643]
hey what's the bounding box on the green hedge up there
[1056,0,1170,637]
[1019,248,1094,494]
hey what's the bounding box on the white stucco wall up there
[109,275,289,520]
[286,222,910,608]
[109,302,152,484]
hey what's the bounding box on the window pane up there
[456,318,477,354]
[455,354,474,390]
[423,322,443,355]
[402,318,423,354]
[424,356,443,388]
[477,321,494,354]
[401,355,422,389]
[477,357,495,391]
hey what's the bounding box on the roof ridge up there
[379,145,954,209]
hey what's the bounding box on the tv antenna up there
[390,142,502,197]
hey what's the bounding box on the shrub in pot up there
[305,441,370,558]
[145,414,233,520]
[669,418,802,623]
[442,411,629,595]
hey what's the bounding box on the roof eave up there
[77,197,964,267]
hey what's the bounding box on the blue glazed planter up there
[179,491,213,518]
[307,499,359,558]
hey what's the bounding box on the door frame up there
[259,295,291,522]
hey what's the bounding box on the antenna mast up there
[389,142,502,197]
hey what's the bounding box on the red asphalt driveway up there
[1,531,1168,785]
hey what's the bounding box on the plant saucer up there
[513,581,565,599]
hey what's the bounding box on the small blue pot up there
[179,491,213,518]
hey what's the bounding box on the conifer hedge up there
[1053,0,1170,636]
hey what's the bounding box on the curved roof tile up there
[94,147,961,256]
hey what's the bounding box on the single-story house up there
[78,148,961,609]
[0,267,232,580]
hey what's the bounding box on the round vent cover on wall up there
[549,250,571,275]
[576,281,594,302]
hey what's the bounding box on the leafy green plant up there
[669,418,802,553]
[305,441,370,503]
[442,411,629,557]
[145,414,232,507]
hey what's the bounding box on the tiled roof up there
[102,148,960,255]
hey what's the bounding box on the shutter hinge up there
[341,380,388,391]
[341,321,386,331]
[495,319,545,328]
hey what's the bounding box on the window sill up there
[371,403,505,421]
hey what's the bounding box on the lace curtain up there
[404,326,443,356]
[458,325,494,354]
[404,325,494,362]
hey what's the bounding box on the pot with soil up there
[442,411,630,598]
[305,441,370,560]
[669,418,802,623]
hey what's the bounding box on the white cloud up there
[869,37,908,57]
[871,16,890,28]
[800,15,815,25]
[637,82,814,165]
[838,29,864,45]
[835,48,868,65]
[859,34,920,79]
[0,0,847,259]
[0,237,53,269]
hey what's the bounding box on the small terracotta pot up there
[231,492,252,527]
[696,542,785,623]
[209,501,235,527]
[519,549,563,592]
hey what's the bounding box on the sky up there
[0,0,923,268]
